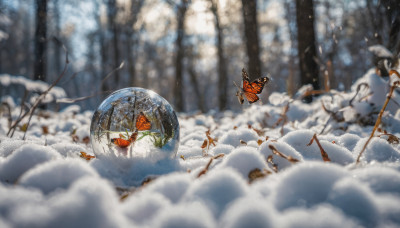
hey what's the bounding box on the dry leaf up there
[267,155,278,172]
[379,133,400,144]
[82,136,90,144]
[79,151,95,161]
[42,126,49,135]
[268,145,300,163]
[197,154,224,178]
[248,168,268,183]
[257,139,263,146]
[141,176,157,187]
[307,134,331,162]
[240,140,247,145]
[201,139,208,149]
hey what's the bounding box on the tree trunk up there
[94,1,107,94]
[107,0,120,89]
[34,0,47,81]
[127,0,144,87]
[53,0,61,73]
[383,0,400,57]
[173,0,188,112]
[210,0,228,110]
[187,60,205,112]
[241,0,261,81]
[296,0,320,93]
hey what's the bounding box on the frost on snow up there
[1,68,400,228]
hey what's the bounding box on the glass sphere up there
[90,87,179,161]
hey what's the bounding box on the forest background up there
[0,0,399,112]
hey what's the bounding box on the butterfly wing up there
[136,112,151,131]
[242,68,269,94]
[244,92,260,103]
[248,77,269,94]
[111,138,131,148]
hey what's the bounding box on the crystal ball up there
[90,87,179,161]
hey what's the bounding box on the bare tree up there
[296,0,320,94]
[126,0,144,87]
[209,0,228,110]
[187,45,205,112]
[34,0,48,81]
[283,0,298,97]
[172,0,190,112]
[107,0,121,88]
[241,0,261,81]
[52,0,61,73]
[383,0,400,57]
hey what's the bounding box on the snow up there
[1,67,400,227]
[368,44,393,59]
[0,74,66,105]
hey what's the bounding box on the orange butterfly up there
[136,112,151,131]
[111,132,138,148]
[111,113,151,148]
[234,68,269,104]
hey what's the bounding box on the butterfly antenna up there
[233,81,241,90]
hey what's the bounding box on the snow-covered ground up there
[1,68,400,228]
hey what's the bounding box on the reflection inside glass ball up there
[90,87,179,161]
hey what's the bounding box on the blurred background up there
[0,0,399,112]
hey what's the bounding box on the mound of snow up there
[183,168,249,218]
[0,144,60,183]
[271,162,347,210]
[19,159,98,194]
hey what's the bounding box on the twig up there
[272,102,290,136]
[268,145,299,163]
[56,90,113,104]
[349,83,369,107]
[356,79,400,163]
[100,61,125,89]
[8,46,69,139]
[8,89,29,137]
[307,133,331,162]
[197,154,224,178]
[21,47,69,140]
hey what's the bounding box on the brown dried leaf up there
[268,145,300,163]
[197,157,214,178]
[387,135,400,144]
[252,128,264,136]
[248,168,267,183]
[197,154,224,178]
[79,151,95,161]
[379,133,400,144]
[240,140,247,145]
[266,155,278,172]
[213,153,225,159]
[201,139,208,149]
[82,136,90,144]
[307,134,331,162]
[180,155,186,160]
[42,126,49,135]
[257,139,263,146]
[141,176,157,187]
